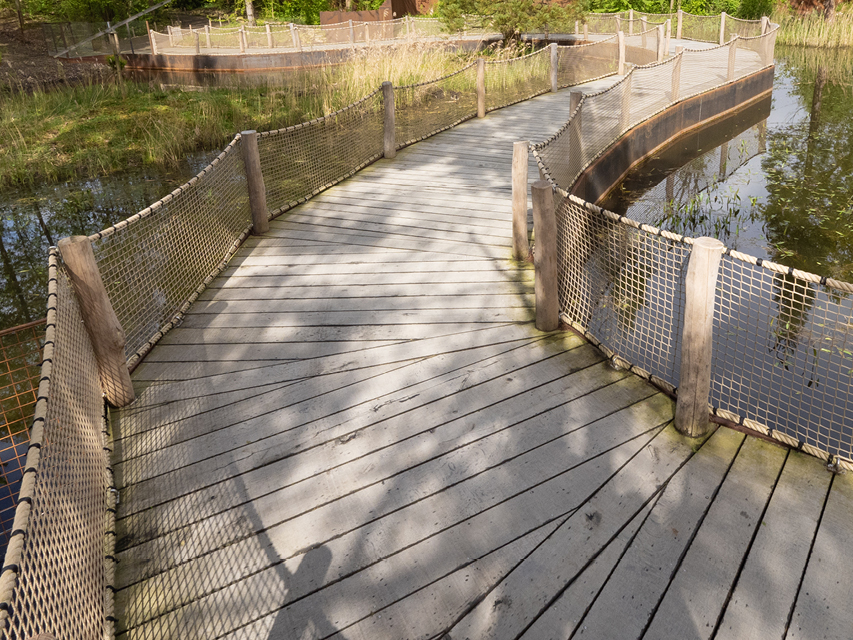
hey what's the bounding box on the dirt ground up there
[0,15,110,92]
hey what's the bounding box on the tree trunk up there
[805,65,827,176]
[824,0,836,22]
[14,0,24,34]
[246,0,256,26]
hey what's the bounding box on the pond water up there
[601,45,853,283]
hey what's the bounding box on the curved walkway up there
[110,87,852,640]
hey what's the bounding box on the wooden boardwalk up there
[110,87,852,640]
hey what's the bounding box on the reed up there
[0,42,492,189]
[772,7,853,48]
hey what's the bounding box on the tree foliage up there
[438,0,579,41]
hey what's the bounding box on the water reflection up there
[0,154,213,329]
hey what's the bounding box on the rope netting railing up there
[146,16,496,54]
[485,48,551,112]
[0,250,115,639]
[556,36,619,88]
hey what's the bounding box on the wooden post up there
[641,17,647,48]
[349,19,355,43]
[365,22,370,44]
[616,15,622,32]
[550,43,558,93]
[149,24,158,55]
[575,20,579,35]
[677,9,683,40]
[512,141,529,261]
[617,30,625,75]
[671,46,682,101]
[167,25,174,47]
[727,35,737,81]
[675,236,725,437]
[569,90,583,175]
[266,23,273,48]
[619,73,632,132]
[531,181,559,332]
[760,15,769,34]
[629,8,634,35]
[477,58,485,118]
[382,81,395,159]
[205,24,211,48]
[290,23,300,49]
[656,24,664,61]
[240,131,269,235]
[194,30,200,54]
[719,11,726,45]
[583,22,589,41]
[665,18,671,55]
[57,237,135,408]
[239,27,246,52]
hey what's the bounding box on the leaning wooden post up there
[477,58,486,118]
[675,236,725,437]
[727,35,737,81]
[619,72,632,132]
[656,24,664,61]
[382,81,396,159]
[57,237,135,407]
[240,131,269,235]
[676,9,683,40]
[719,11,726,45]
[760,15,769,34]
[671,46,683,101]
[550,43,558,93]
[531,181,559,332]
[512,141,529,261]
[617,30,626,75]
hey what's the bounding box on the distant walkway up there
[110,83,853,640]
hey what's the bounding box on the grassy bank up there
[0,42,513,188]
[771,7,853,47]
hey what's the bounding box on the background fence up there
[2,14,814,640]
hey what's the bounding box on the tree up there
[438,0,577,42]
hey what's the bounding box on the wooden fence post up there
[148,22,158,54]
[641,17,647,48]
[583,22,589,41]
[619,73,632,132]
[57,237,135,408]
[477,58,486,118]
[675,236,724,437]
[761,15,769,34]
[677,9,683,40]
[671,46,682,102]
[239,26,246,52]
[290,23,300,49]
[531,181,559,332]
[629,8,634,35]
[575,20,579,35]
[240,131,269,235]
[167,24,173,47]
[719,11,726,45]
[617,30,625,75]
[349,19,354,44]
[382,81,396,159]
[727,35,737,81]
[665,18,671,55]
[266,23,273,48]
[616,15,622,33]
[194,30,200,54]
[205,24,211,48]
[550,43,558,92]
[656,24,664,61]
[512,141,529,261]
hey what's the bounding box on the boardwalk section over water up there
[111,89,853,640]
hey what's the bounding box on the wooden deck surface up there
[110,85,852,640]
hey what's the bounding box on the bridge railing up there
[0,14,791,638]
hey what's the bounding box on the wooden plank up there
[116,354,632,574]
[716,451,832,640]
[117,334,589,515]
[118,394,671,635]
[211,269,532,287]
[445,423,709,640]
[520,497,658,640]
[562,426,746,640]
[195,283,533,302]
[642,438,789,640]
[785,470,853,640]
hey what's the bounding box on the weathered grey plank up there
[716,451,832,640]
[785,470,853,640]
[642,438,789,640]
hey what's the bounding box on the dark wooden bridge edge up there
[572,66,775,204]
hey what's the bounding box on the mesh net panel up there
[258,89,384,214]
[557,197,690,387]
[557,38,619,87]
[0,321,46,556]
[726,15,764,39]
[0,257,110,640]
[485,49,550,112]
[395,64,478,147]
[90,142,252,362]
[624,28,662,66]
[713,256,853,461]
[681,12,723,43]
[585,13,622,35]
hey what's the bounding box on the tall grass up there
[0,42,492,189]
[772,7,853,47]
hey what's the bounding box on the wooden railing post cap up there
[694,236,725,252]
[532,179,551,192]
[241,129,257,136]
